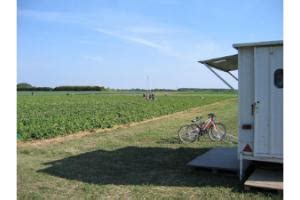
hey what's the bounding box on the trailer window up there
[274,69,283,88]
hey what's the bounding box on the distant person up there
[152,93,155,100]
[31,92,34,96]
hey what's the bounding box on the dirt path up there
[17,98,235,147]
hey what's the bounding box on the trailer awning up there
[198,54,238,90]
[198,54,238,72]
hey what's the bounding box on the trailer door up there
[254,46,283,158]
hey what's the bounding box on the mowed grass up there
[17,97,282,199]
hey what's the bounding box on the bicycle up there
[178,113,226,143]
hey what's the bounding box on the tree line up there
[177,88,237,92]
[17,83,235,92]
[17,83,105,91]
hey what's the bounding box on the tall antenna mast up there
[149,75,151,94]
[147,75,151,94]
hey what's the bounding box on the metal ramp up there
[187,147,239,173]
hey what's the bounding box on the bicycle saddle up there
[208,113,215,117]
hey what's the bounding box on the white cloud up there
[125,26,169,34]
[19,9,228,63]
[94,27,186,59]
[94,28,165,50]
[19,10,62,20]
[104,27,223,62]
[18,9,88,25]
[19,9,183,58]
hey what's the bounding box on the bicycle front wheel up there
[178,124,200,143]
[209,122,226,141]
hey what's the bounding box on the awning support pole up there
[227,71,239,81]
[203,64,235,90]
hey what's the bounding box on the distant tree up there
[18,87,53,91]
[17,84,53,91]
[53,86,105,91]
[17,82,33,89]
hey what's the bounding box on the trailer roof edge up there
[233,40,283,49]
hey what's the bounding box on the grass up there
[17,97,282,199]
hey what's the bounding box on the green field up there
[17,95,281,199]
[17,92,282,199]
[17,91,235,140]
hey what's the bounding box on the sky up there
[17,0,283,89]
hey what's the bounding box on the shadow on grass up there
[38,147,276,196]
[38,146,246,189]
[38,146,281,196]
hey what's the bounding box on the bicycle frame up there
[199,116,217,132]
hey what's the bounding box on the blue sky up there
[17,0,282,89]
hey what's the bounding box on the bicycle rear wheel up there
[178,124,200,143]
[209,122,226,141]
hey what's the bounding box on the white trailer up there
[234,41,283,179]
[195,40,283,182]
